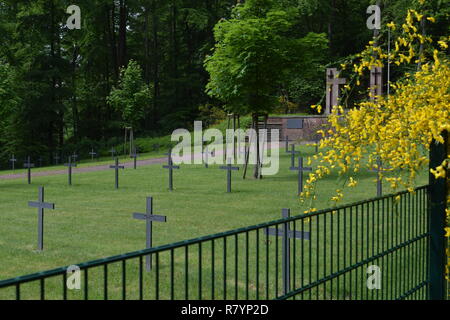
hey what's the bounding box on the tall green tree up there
[205,0,328,177]
[107,60,153,131]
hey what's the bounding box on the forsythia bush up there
[303,9,450,285]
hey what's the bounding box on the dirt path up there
[0,142,287,181]
[0,156,168,180]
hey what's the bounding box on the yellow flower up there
[438,41,448,50]
[347,177,358,187]
[430,165,446,179]
[445,228,450,238]
[427,17,436,23]
[387,22,396,30]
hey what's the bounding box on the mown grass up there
[0,145,429,299]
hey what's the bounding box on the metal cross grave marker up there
[89,148,97,161]
[290,157,312,195]
[10,154,17,170]
[24,156,35,184]
[28,186,55,251]
[132,197,167,271]
[110,157,125,189]
[370,158,389,197]
[64,156,77,185]
[54,154,60,165]
[286,144,300,168]
[163,150,180,191]
[266,209,310,295]
[220,159,240,193]
[130,147,139,169]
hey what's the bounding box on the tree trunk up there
[118,0,128,68]
[152,0,160,128]
[253,113,262,179]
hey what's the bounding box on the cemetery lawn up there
[0,146,428,299]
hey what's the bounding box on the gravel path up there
[0,142,288,181]
[0,156,168,180]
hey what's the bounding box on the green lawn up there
[0,145,429,299]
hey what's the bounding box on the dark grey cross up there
[286,144,300,168]
[314,137,320,153]
[110,157,125,189]
[265,209,310,295]
[89,148,97,161]
[28,186,55,251]
[110,148,116,159]
[132,197,167,271]
[130,148,139,169]
[64,156,77,185]
[370,158,388,197]
[9,154,17,170]
[54,154,60,165]
[163,151,180,191]
[219,159,239,193]
[23,156,35,184]
[290,157,312,195]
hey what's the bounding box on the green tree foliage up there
[107,60,152,130]
[0,0,448,168]
[205,0,328,116]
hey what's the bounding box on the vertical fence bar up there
[62,273,67,300]
[40,279,45,300]
[212,240,215,300]
[139,256,143,300]
[224,237,227,300]
[185,246,189,300]
[246,231,249,300]
[16,284,20,300]
[155,253,159,300]
[84,268,88,300]
[266,229,269,300]
[323,213,327,299]
[198,244,202,300]
[428,131,448,300]
[171,248,175,300]
[235,234,238,300]
[256,229,260,300]
[122,261,126,300]
[104,264,108,300]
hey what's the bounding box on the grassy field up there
[0,145,429,299]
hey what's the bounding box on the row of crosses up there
[325,66,383,114]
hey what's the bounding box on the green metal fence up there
[0,185,442,300]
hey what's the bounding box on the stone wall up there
[266,116,329,143]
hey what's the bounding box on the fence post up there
[428,130,448,300]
